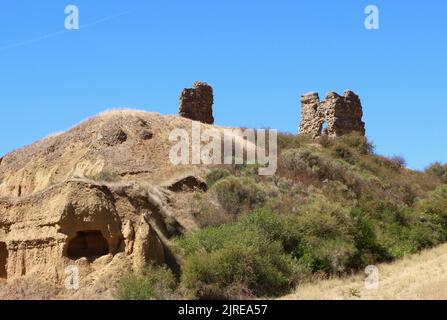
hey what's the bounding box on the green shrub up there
[336,133,375,155]
[212,176,266,215]
[282,148,360,190]
[88,170,120,182]
[332,143,355,164]
[390,155,407,168]
[317,134,333,148]
[350,194,446,259]
[417,186,447,236]
[206,168,231,188]
[190,193,235,228]
[348,207,391,266]
[115,265,177,300]
[181,242,296,299]
[286,195,358,273]
[371,155,402,172]
[407,222,442,251]
[282,149,312,175]
[426,162,447,181]
[178,222,299,299]
[321,181,357,202]
[277,133,312,151]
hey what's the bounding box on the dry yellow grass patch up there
[283,243,447,300]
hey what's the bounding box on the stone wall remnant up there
[299,90,366,138]
[179,81,214,124]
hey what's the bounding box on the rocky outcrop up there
[0,180,171,283]
[299,90,366,138]
[133,216,165,273]
[179,82,214,124]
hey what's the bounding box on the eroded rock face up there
[133,216,165,273]
[0,110,240,298]
[179,81,214,124]
[299,90,366,138]
[0,180,170,283]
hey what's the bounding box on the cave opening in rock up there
[67,231,109,260]
[0,242,7,279]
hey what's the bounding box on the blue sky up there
[0,0,446,170]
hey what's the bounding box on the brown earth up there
[0,109,254,300]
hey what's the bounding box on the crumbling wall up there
[299,90,365,138]
[179,81,214,124]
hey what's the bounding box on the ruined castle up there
[177,83,365,139]
[299,90,366,138]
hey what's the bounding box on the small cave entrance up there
[67,231,109,260]
[0,242,7,279]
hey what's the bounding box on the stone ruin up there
[179,81,214,124]
[299,90,366,138]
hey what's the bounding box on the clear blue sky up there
[0,0,446,170]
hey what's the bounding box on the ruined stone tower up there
[299,90,365,138]
[179,81,214,124]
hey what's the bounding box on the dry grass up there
[283,243,447,300]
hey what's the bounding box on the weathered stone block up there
[179,81,214,124]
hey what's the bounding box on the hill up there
[0,109,446,300]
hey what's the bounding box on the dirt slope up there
[0,109,212,198]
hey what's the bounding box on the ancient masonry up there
[299,90,366,138]
[179,81,214,124]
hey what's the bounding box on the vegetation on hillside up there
[116,133,447,300]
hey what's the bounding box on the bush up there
[390,155,407,168]
[332,144,355,164]
[212,176,266,215]
[190,193,235,228]
[348,207,391,266]
[88,170,120,182]
[277,133,312,151]
[282,148,326,175]
[337,133,375,155]
[181,242,296,299]
[206,168,231,188]
[351,195,445,259]
[286,195,359,273]
[178,222,299,299]
[115,265,177,300]
[371,155,402,172]
[417,186,447,237]
[321,180,357,202]
[282,148,367,197]
[426,162,447,181]
[317,134,333,148]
